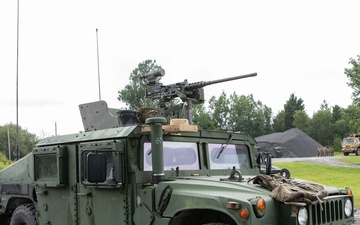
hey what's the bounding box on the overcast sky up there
[1,1,359,137]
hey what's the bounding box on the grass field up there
[273,156,360,207]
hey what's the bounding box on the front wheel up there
[356,148,359,156]
[343,152,349,156]
[10,204,38,225]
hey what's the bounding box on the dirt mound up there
[255,128,321,158]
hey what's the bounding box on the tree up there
[306,109,333,146]
[228,93,272,136]
[273,110,286,132]
[117,59,162,110]
[208,91,230,130]
[342,104,360,134]
[332,119,350,142]
[0,123,38,159]
[320,100,330,111]
[332,105,344,123]
[344,55,360,104]
[207,91,272,136]
[293,110,309,131]
[331,105,349,141]
[192,104,217,130]
[284,93,305,130]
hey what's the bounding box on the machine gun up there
[140,69,257,124]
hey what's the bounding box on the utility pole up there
[7,126,11,161]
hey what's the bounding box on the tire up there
[343,152,349,156]
[356,148,359,156]
[279,168,291,179]
[10,204,38,225]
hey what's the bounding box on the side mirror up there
[256,152,272,175]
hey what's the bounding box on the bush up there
[0,152,12,170]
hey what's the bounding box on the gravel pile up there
[255,128,322,158]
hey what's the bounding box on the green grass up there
[337,156,360,165]
[273,160,360,207]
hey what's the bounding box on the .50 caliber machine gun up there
[140,69,257,124]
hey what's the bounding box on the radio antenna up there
[15,0,20,160]
[96,28,101,100]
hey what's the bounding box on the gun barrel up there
[186,72,257,89]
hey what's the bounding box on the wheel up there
[356,148,359,156]
[343,152,349,156]
[279,168,291,179]
[10,204,38,225]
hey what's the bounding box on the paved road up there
[273,156,360,224]
[272,156,360,168]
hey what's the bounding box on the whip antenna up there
[96,28,101,100]
[15,0,20,160]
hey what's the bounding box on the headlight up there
[254,198,266,217]
[250,197,266,218]
[344,198,353,217]
[297,207,308,225]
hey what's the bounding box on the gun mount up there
[141,70,257,123]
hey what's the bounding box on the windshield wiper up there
[216,134,233,159]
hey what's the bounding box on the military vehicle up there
[0,70,355,225]
[270,147,283,158]
[341,134,360,156]
[258,146,283,158]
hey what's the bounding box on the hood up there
[152,175,349,218]
[154,175,273,217]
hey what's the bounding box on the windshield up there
[144,142,199,171]
[342,138,356,144]
[209,143,250,169]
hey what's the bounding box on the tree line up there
[0,123,38,160]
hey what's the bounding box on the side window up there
[33,146,68,187]
[208,143,250,169]
[80,150,123,187]
[36,154,58,179]
[144,142,199,171]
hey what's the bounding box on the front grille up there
[310,198,344,224]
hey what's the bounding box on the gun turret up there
[141,70,257,123]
